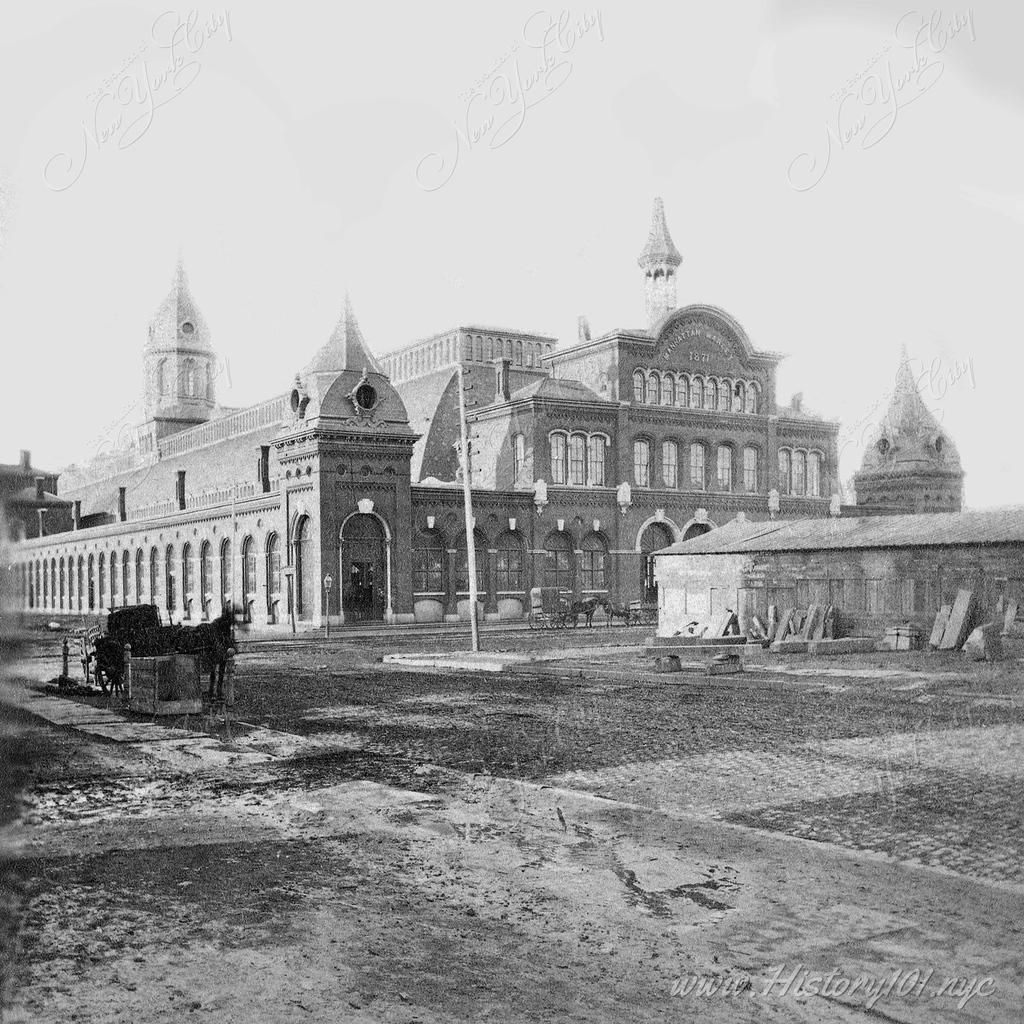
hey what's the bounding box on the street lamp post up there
[323,573,333,637]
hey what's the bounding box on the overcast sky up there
[0,1,1020,507]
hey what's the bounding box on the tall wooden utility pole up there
[456,364,480,652]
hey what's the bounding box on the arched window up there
[690,443,706,490]
[219,538,232,607]
[719,379,732,411]
[568,433,587,485]
[67,558,74,610]
[704,377,715,410]
[793,450,807,496]
[691,375,704,409]
[640,522,675,603]
[241,537,256,621]
[456,530,487,595]
[549,433,567,485]
[580,533,608,593]
[647,371,661,406]
[512,433,527,486]
[543,531,574,593]
[149,547,158,604]
[808,451,823,497]
[662,440,678,488]
[265,534,281,618]
[50,559,57,609]
[502,338,512,360]
[59,558,66,610]
[633,438,651,487]
[157,358,168,396]
[413,530,444,594]
[27,562,34,610]
[514,339,523,365]
[587,435,606,486]
[78,556,85,611]
[182,543,194,617]
[778,448,792,495]
[632,369,646,404]
[122,550,130,606]
[661,373,675,407]
[734,381,746,411]
[746,382,759,414]
[165,545,176,615]
[88,554,96,610]
[295,516,313,620]
[201,541,213,616]
[474,336,483,361]
[743,446,759,492]
[135,549,144,603]
[42,559,48,609]
[98,553,106,609]
[495,531,524,593]
[205,363,213,399]
[676,374,689,409]
[717,445,733,491]
[107,551,116,607]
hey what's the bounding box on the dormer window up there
[935,435,944,454]
[181,321,195,335]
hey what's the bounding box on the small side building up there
[653,509,1024,639]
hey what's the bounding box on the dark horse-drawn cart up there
[90,604,236,700]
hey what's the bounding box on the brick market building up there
[8,200,840,628]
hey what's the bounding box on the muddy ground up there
[2,628,1023,1022]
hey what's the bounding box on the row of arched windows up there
[411,528,611,597]
[632,439,762,493]
[778,447,825,497]
[155,358,212,400]
[632,368,760,414]
[20,541,233,618]
[547,431,608,487]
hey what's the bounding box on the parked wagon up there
[527,587,573,629]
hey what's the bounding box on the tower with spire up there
[638,197,682,327]
[853,347,964,513]
[142,256,218,437]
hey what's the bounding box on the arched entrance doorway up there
[639,522,675,603]
[340,514,387,622]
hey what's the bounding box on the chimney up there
[259,446,271,493]
[35,476,45,500]
[118,486,127,522]
[577,316,591,343]
[73,500,81,530]
[176,470,186,510]
[495,359,511,402]
[20,450,31,471]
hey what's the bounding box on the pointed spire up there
[637,197,682,268]
[304,293,381,375]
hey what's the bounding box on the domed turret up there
[853,349,964,512]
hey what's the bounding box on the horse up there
[170,605,237,700]
[566,596,601,628]
[597,597,638,628]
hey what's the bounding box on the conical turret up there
[638,197,682,326]
[853,348,964,512]
[304,294,381,376]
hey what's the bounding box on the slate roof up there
[394,366,460,481]
[304,295,381,375]
[660,508,1024,556]
[508,377,604,403]
[637,197,682,267]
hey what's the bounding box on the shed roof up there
[659,507,1024,556]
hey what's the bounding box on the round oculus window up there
[877,437,890,455]
[354,383,377,410]
[181,321,195,335]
